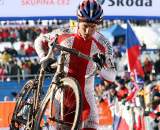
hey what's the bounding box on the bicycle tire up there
[10,80,36,130]
[34,77,82,130]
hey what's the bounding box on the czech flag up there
[126,22,144,77]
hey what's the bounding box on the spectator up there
[8,59,21,80]
[2,28,10,42]
[4,96,10,101]
[21,60,31,80]
[5,47,18,57]
[30,58,40,76]
[141,41,147,50]
[154,53,160,75]
[0,50,11,64]
[0,29,3,42]
[143,57,153,74]
[143,57,153,81]
[18,43,26,56]
[116,79,128,101]
[18,27,27,41]
[25,44,36,56]
[0,64,7,81]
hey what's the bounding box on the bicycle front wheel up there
[10,79,36,130]
[35,77,82,130]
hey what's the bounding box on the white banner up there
[0,0,160,19]
[102,0,160,17]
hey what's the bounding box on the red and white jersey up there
[34,28,116,129]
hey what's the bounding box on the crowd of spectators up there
[0,25,52,43]
[1,19,160,43]
[94,71,160,129]
[0,55,40,81]
[94,44,160,129]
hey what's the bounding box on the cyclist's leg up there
[82,78,99,130]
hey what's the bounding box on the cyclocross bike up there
[10,35,100,130]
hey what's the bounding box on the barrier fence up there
[0,102,15,128]
[0,100,159,130]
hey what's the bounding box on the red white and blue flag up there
[126,22,144,77]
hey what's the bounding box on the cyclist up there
[34,0,116,130]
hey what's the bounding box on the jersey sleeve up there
[34,28,73,62]
[34,33,49,59]
[98,34,116,82]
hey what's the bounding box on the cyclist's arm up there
[34,28,72,60]
[34,33,50,59]
[100,59,116,82]
[99,37,116,82]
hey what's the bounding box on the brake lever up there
[40,34,59,64]
[50,34,59,47]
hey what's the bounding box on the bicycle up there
[10,35,100,130]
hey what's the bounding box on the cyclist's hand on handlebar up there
[93,53,106,69]
[42,58,57,73]
[43,34,59,48]
[49,34,59,48]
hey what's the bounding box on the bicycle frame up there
[34,68,45,111]
[38,51,67,119]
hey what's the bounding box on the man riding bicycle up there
[34,0,116,129]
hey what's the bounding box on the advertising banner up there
[0,0,160,20]
[0,102,15,128]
